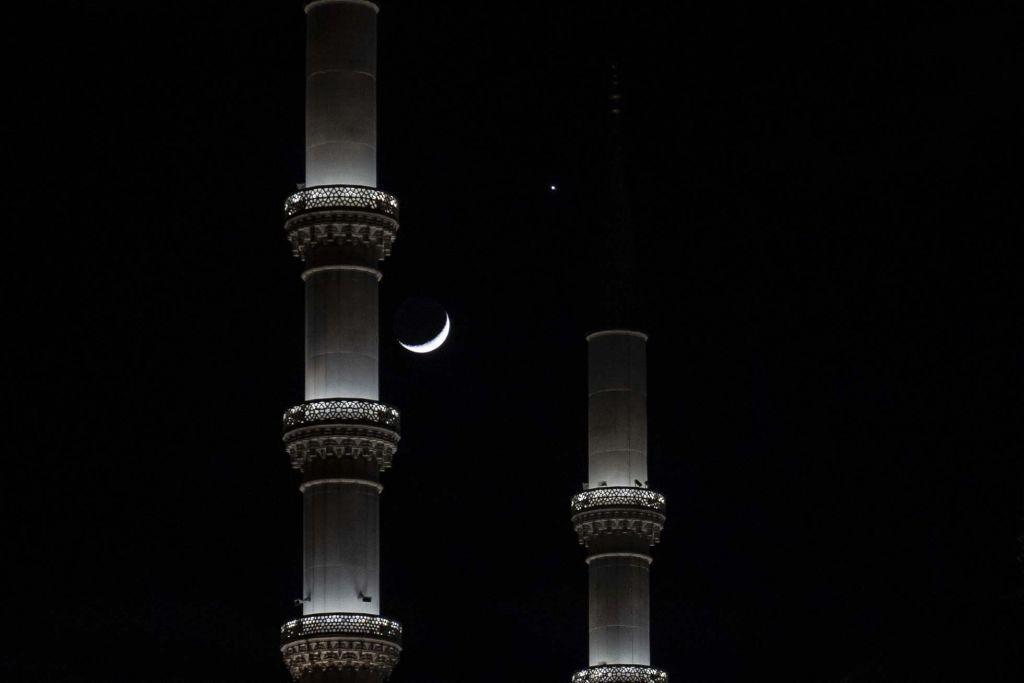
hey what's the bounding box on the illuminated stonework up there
[571,487,666,513]
[285,434,398,472]
[284,185,400,262]
[572,665,668,683]
[282,613,403,641]
[281,614,402,681]
[577,331,666,670]
[571,487,666,545]
[284,399,401,431]
[283,399,401,471]
[280,1,407,680]
[572,508,665,546]
[285,186,400,220]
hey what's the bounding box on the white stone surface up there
[298,0,388,625]
[305,268,379,401]
[588,332,648,488]
[303,480,381,615]
[305,0,378,188]
[588,554,651,666]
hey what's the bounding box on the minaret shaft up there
[302,477,381,615]
[305,0,378,188]
[588,331,648,488]
[589,554,651,665]
[586,331,652,666]
[304,267,380,402]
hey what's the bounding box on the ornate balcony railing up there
[572,665,668,683]
[571,487,666,514]
[283,399,400,432]
[284,185,399,220]
[281,613,403,645]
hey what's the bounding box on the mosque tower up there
[279,1,403,680]
[570,65,669,683]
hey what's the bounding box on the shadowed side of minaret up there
[279,1,404,681]
[571,64,668,683]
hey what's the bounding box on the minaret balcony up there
[284,185,400,262]
[571,487,666,546]
[280,613,402,681]
[572,665,668,683]
[573,667,667,683]
[571,487,665,513]
[283,398,401,471]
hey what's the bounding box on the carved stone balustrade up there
[572,665,668,683]
[571,487,667,546]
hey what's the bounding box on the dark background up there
[5,1,1020,681]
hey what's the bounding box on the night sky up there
[6,1,1021,681]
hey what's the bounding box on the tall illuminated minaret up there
[279,1,403,680]
[570,65,668,683]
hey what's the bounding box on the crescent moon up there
[399,313,450,353]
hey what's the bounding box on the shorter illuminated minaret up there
[570,65,668,683]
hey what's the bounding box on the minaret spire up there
[279,1,404,680]
[570,62,668,683]
[601,62,638,328]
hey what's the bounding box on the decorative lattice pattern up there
[571,487,666,513]
[283,399,400,432]
[284,185,399,219]
[281,614,402,644]
[572,665,668,683]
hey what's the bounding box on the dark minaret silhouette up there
[278,2,403,681]
[570,64,669,683]
[601,63,638,328]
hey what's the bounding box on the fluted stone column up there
[587,331,648,490]
[305,0,378,188]
[303,0,381,403]
[302,477,381,615]
[305,266,380,402]
[588,553,651,665]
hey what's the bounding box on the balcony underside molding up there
[280,613,402,681]
[572,507,666,546]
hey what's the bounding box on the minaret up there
[571,65,668,683]
[279,1,403,681]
